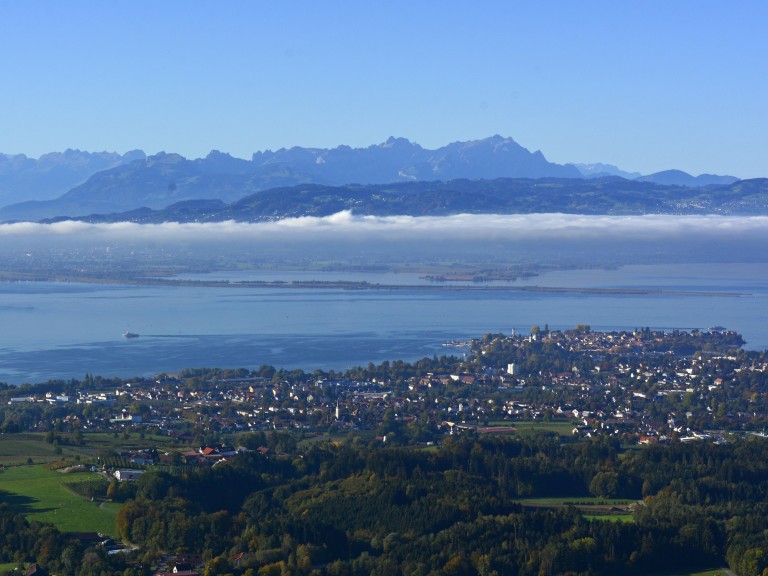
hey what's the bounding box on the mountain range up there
[0,136,747,222]
[39,177,768,225]
[0,149,145,207]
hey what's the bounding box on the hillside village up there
[4,326,767,467]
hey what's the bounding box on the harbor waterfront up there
[0,262,766,385]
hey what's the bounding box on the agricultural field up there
[0,464,117,536]
[0,434,83,466]
[516,496,635,506]
[517,496,637,522]
[80,430,180,452]
[584,513,636,523]
[508,420,577,436]
[297,430,378,450]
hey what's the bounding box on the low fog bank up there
[1,212,766,272]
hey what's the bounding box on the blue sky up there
[1,1,766,178]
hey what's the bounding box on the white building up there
[114,469,145,482]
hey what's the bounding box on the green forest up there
[4,433,768,576]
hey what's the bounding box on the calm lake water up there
[0,262,766,385]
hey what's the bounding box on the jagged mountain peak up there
[0,136,585,221]
[146,151,186,165]
[0,148,147,206]
[7,136,749,222]
[380,136,415,148]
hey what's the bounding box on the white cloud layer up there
[1,212,768,241]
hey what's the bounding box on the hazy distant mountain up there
[0,136,579,221]
[570,162,642,179]
[52,177,768,225]
[701,178,768,212]
[0,137,751,222]
[253,135,581,183]
[0,151,323,222]
[636,169,739,187]
[570,164,739,187]
[0,149,145,206]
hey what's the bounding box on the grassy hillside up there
[0,465,116,536]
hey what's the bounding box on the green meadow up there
[517,496,636,523]
[507,420,576,436]
[0,431,184,466]
[0,465,117,536]
[0,434,82,466]
[516,496,635,506]
[584,513,635,523]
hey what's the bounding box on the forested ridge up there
[59,176,768,224]
[114,436,768,576]
[5,433,768,576]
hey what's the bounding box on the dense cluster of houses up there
[7,328,767,450]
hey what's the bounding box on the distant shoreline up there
[0,274,746,297]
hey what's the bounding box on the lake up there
[0,262,766,385]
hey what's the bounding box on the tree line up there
[103,434,768,576]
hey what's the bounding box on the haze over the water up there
[0,2,766,178]
[2,213,767,267]
[2,212,768,241]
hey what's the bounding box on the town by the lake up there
[4,325,765,457]
[4,325,768,576]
